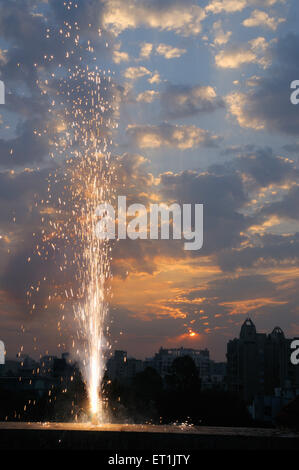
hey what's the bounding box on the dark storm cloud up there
[160,84,225,119]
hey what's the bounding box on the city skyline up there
[0,0,299,365]
[2,316,297,363]
[1,317,298,427]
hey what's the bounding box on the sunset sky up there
[0,0,299,362]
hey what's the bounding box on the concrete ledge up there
[0,423,298,450]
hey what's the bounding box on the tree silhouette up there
[165,356,201,392]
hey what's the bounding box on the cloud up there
[136,90,159,103]
[216,146,298,190]
[261,185,299,220]
[139,43,153,60]
[148,73,161,84]
[0,0,110,88]
[0,49,6,64]
[123,66,152,80]
[206,0,247,14]
[206,0,285,14]
[0,117,51,166]
[160,168,249,254]
[215,48,256,69]
[215,37,270,69]
[236,147,298,187]
[102,0,206,36]
[0,0,121,351]
[115,150,293,267]
[111,151,262,273]
[1,0,298,361]
[225,34,299,135]
[113,50,130,64]
[156,44,187,59]
[212,21,232,46]
[218,233,299,272]
[283,142,299,154]
[208,149,299,272]
[187,274,277,303]
[0,0,114,168]
[160,84,224,119]
[243,10,285,30]
[0,167,69,319]
[225,91,265,129]
[127,123,221,149]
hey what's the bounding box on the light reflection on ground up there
[0,422,296,437]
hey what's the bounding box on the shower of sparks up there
[61,67,116,423]
[25,2,119,423]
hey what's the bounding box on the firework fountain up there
[62,71,116,424]
[45,9,117,423]
[66,68,115,424]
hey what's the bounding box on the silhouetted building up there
[146,347,211,378]
[227,318,299,402]
[202,361,227,390]
[107,350,127,380]
[126,358,144,379]
[249,384,296,423]
[106,350,144,381]
[40,355,56,376]
[18,355,38,377]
